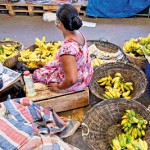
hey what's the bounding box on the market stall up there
[0,33,150,149]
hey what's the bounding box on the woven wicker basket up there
[125,52,146,70]
[89,62,147,101]
[0,41,24,69]
[87,40,128,63]
[82,99,150,150]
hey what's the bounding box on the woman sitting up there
[33,4,93,92]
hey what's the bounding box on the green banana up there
[102,94,110,99]
[143,47,150,56]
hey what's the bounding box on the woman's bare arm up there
[58,55,78,89]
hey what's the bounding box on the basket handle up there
[99,37,108,43]
[82,123,89,136]
[147,105,150,112]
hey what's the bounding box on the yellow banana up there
[137,123,142,129]
[115,73,122,77]
[126,110,131,113]
[105,91,114,98]
[137,128,142,138]
[125,82,133,86]
[100,80,107,86]
[122,115,128,119]
[143,120,148,125]
[3,49,13,55]
[121,119,129,125]
[96,58,101,64]
[138,138,145,150]
[114,82,119,89]
[142,124,146,129]
[109,89,117,98]
[143,141,148,150]
[42,36,46,42]
[108,75,112,81]
[128,127,133,134]
[126,143,135,150]
[141,130,145,136]
[97,77,108,83]
[128,85,134,91]
[102,94,110,99]
[112,139,121,150]
[92,59,99,67]
[105,86,112,91]
[121,84,125,92]
[131,128,136,138]
[132,117,138,123]
[122,83,130,91]
[124,96,132,100]
[122,91,130,98]
[115,91,121,98]
[134,128,138,138]
[106,80,111,86]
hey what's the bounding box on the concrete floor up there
[0,14,150,48]
[0,14,150,149]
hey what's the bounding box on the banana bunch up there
[123,38,144,57]
[92,58,106,67]
[143,44,150,56]
[98,72,134,100]
[111,109,149,150]
[139,34,150,57]
[18,36,62,68]
[111,133,148,150]
[138,34,150,46]
[123,34,150,58]
[0,43,19,63]
[111,133,133,150]
[121,110,148,139]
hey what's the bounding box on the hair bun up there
[72,16,83,30]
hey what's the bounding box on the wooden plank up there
[43,5,81,12]
[29,89,67,101]
[35,89,89,112]
[14,10,28,12]
[7,4,15,16]
[33,10,45,13]
[28,5,33,16]
[43,5,58,11]
[0,4,7,10]
[28,83,88,101]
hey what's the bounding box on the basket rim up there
[89,62,148,100]
[83,98,148,120]
[87,39,127,60]
[87,40,123,51]
[124,51,146,60]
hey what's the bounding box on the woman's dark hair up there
[56,4,83,31]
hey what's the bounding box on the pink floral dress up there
[33,38,93,92]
